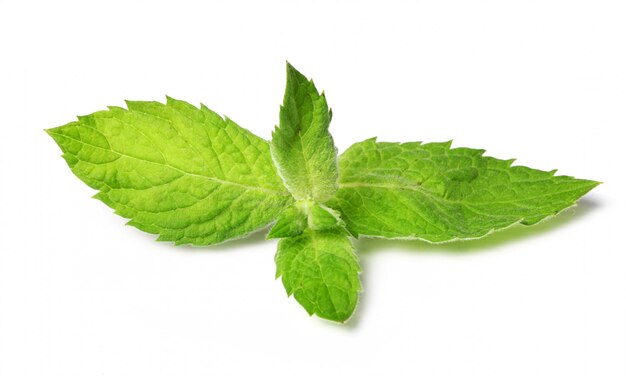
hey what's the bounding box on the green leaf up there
[329,138,600,242]
[266,204,308,239]
[46,64,601,325]
[46,97,292,246]
[267,199,345,239]
[307,201,344,232]
[270,63,338,202]
[275,229,361,322]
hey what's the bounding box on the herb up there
[47,63,599,323]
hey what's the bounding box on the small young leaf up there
[270,63,338,202]
[275,229,361,322]
[266,204,308,239]
[267,199,345,239]
[47,97,292,245]
[329,138,600,242]
[306,201,344,231]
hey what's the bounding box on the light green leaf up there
[45,64,601,325]
[275,229,361,322]
[47,97,292,246]
[270,63,338,202]
[266,204,308,239]
[267,199,345,239]
[307,201,344,232]
[329,138,600,242]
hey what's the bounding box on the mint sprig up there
[47,63,599,323]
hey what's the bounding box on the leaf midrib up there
[53,132,289,196]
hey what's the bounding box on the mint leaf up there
[329,138,600,242]
[270,63,338,202]
[306,201,344,232]
[275,229,361,322]
[266,204,308,239]
[267,199,345,239]
[47,64,600,324]
[47,97,292,245]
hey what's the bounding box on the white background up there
[1,0,624,375]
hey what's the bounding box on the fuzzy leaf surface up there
[47,97,292,245]
[270,63,338,202]
[330,139,599,242]
[267,199,345,239]
[275,229,361,322]
[267,204,308,239]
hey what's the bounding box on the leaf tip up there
[285,60,295,75]
[285,61,309,84]
[285,59,295,71]
[587,179,603,189]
